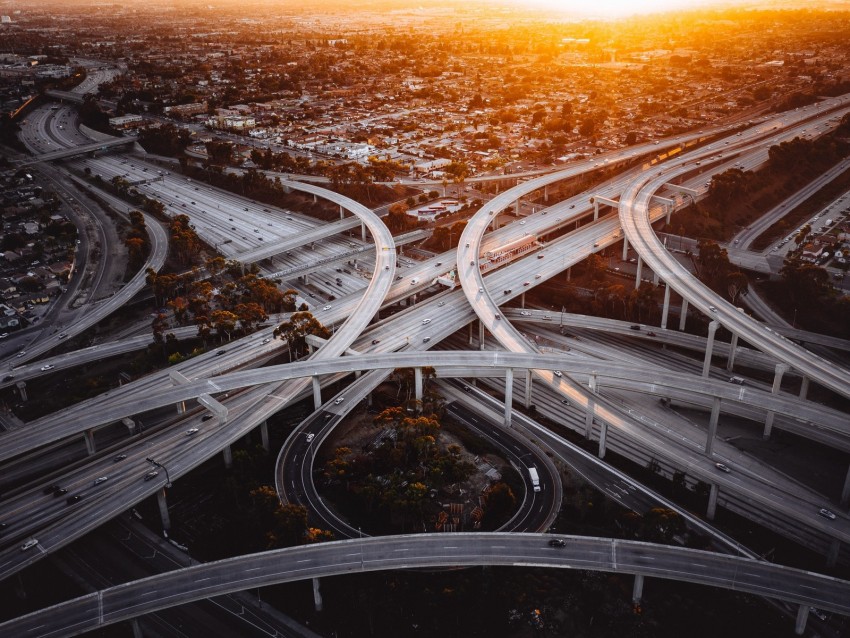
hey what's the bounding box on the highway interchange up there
[2,71,850,635]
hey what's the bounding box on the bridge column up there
[621,236,629,261]
[524,370,532,408]
[652,269,659,287]
[660,283,671,330]
[544,185,549,202]
[157,488,171,531]
[260,420,270,452]
[223,445,233,469]
[593,200,599,220]
[520,292,525,308]
[584,399,595,440]
[827,539,841,568]
[679,298,689,331]
[313,577,323,612]
[632,574,644,604]
[799,376,810,400]
[15,381,27,402]
[131,619,143,638]
[468,321,474,346]
[841,463,850,507]
[702,321,719,378]
[665,205,672,225]
[83,430,96,455]
[706,483,719,520]
[312,376,322,410]
[515,199,521,215]
[503,368,514,428]
[414,367,423,404]
[340,205,344,219]
[598,420,608,459]
[176,399,186,414]
[565,267,571,282]
[478,320,485,350]
[795,604,810,636]
[634,255,643,290]
[361,222,366,241]
[763,363,789,440]
[727,333,739,371]
[705,397,720,456]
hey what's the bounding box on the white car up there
[709,306,718,313]
[422,318,431,325]
[819,508,837,520]
[262,338,271,344]
[438,301,445,307]
[306,433,315,442]
[186,428,199,436]
[40,365,54,371]
[334,397,345,405]
[20,538,39,551]
[93,476,108,485]
[323,305,331,311]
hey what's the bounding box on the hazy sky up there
[510,0,721,17]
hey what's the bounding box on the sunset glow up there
[517,0,719,17]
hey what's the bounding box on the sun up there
[515,0,717,18]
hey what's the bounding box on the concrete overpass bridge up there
[16,136,136,165]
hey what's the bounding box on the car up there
[53,488,68,497]
[0,333,7,339]
[593,242,599,248]
[16,351,26,358]
[423,337,431,343]
[58,333,67,339]
[729,376,745,385]
[520,311,531,316]
[569,204,575,209]
[819,508,837,520]
[465,243,470,247]
[435,262,442,266]
[2,375,13,382]
[463,385,471,391]
[715,463,731,473]
[709,306,718,313]
[202,414,214,421]
[519,221,526,225]
[66,495,83,504]
[20,538,39,551]
[371,339,381,345]
[216,350,226,356]
[630,325,641,331]
[438,301,446,307]
[548,538,566,547]
[186,428,199,436]
[334,397,345,405]
[537,254,544,259]
[553,371,562,377]
[561,399,570,405]
[535,274,542,279]
[495,314,501,320]
[422,319,431,325]
[523,281,530,286]
[504,289,512,295]
[40,365,54,371]
[144,471,159,481]
[385,265,390,270]
[306,433,315,442]
[262,338,271,345]
[323,305,332,311]
[470,261,475,266]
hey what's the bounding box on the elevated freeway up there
[2,533,848,638]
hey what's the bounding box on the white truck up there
[528,467,541,492]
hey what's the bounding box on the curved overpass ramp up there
[2,533,848,638]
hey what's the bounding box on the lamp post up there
[146,457,172,488]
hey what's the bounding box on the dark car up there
[66,495,83,505]
[43,484,61,495]
[113,454,127,462]
[548,538,566,547]
[202,414,213,421]
[2,375,13,382]
[53,488,68,497]
[629,325,641,331]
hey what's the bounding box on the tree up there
[273,311,331,359]
[211,309,238,341]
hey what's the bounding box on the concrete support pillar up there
[520,292,525,308]
[157,488,171,530]
[702,320,719,378]
[706,483,719,520]
[83,429,96,455]
[665,205,672,225]
[15,381,26,402]
[312,376,322,410]
[504,368,514,428]
[588,371,598,394]
[632,574,644,603]
[593,200,599,220]
[313,193,318,204]
[566,267,571,282]
[598,420,608,459]
[652,269,659,287]
[841,462,850,507]
[361,222,366,241]
[131,619,143,638]
[544,185,549,202]
[679,298,689,331]
[706,397,721,456]
[339,205,344,219]
[660,284,671,330]
[367,392,373,408]
[478,320,485,350]
[524,370,532,408]
[634,255,643,290]
[621,236,629,261]
[763,363,789,440]
[795,604,809,636]
[826,539,841,568]
[468,321,474,346]
[515,199,521,215]
[312,577,323,612]
[584,399,595,440]
[176,400,185,414]
[223,445,233,469]
[727,333,739,371]
[414,367,423,403]
[260,420,270,452]
[799,376,810,400]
